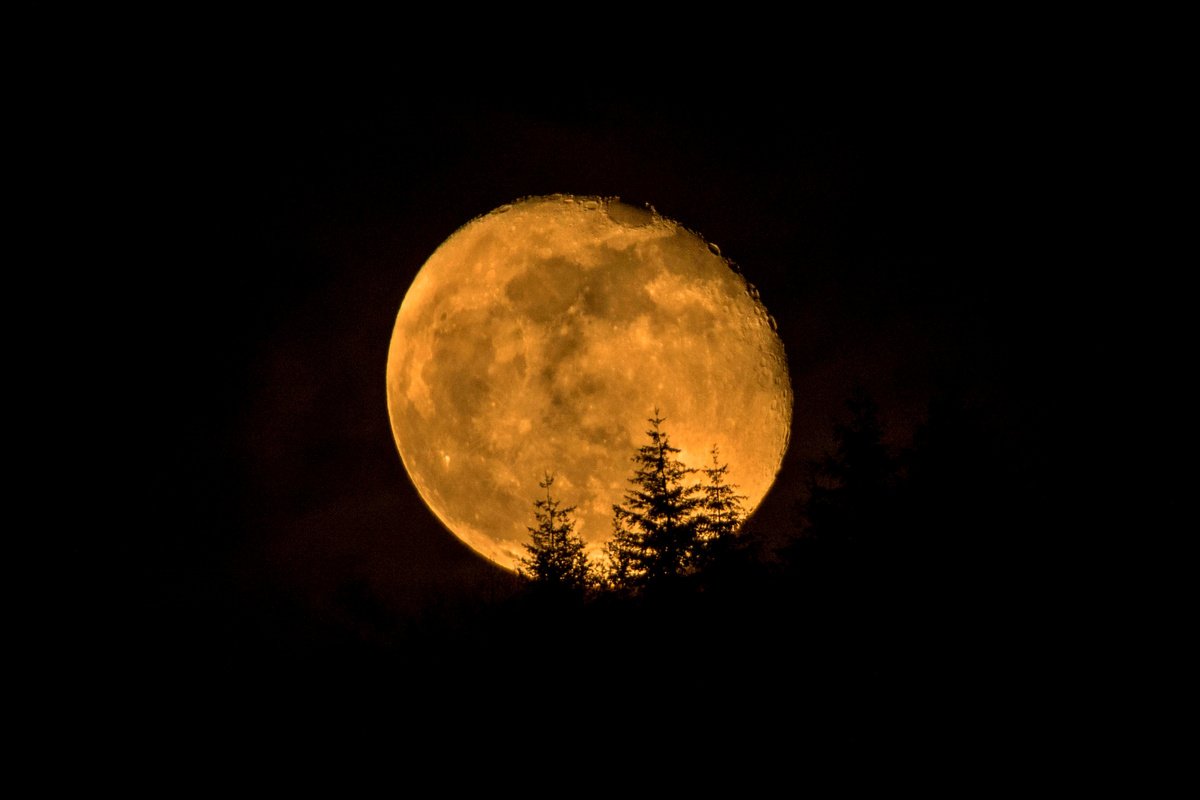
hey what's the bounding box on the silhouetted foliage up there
[495,393,1014,720]
[800,387,897,551]
[604,516,643,590]
[607,412,703,592]
[695,444,747,572]
[602,415,748,595]
[517,473,594,595]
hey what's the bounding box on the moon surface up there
[386,195,792,571]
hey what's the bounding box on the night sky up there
[66,61,1099,726]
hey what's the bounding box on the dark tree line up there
[250,388,1027,730]
[511,390,1025,670]
[791,384,1015,563]
[520,389,1014,604]
[519,412,745,596]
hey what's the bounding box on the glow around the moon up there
[386,195,792,571]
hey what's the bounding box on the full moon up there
[386,195,792,571]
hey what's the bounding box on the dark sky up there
[76,63,1089,683]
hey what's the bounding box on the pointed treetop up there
[518,470,592,593]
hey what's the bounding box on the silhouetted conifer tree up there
[517,473,593,594]
[802,387,896,549]
[695,445,746,570]
[605,516,644,590]
[607,412,702,592]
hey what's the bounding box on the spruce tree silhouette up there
[517,473,593,596]
[781,388,913,708]
[607,412,702,593]
[786,386,900,648]
[695,445,747,575]
[801,387,897,552]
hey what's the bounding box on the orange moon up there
[386,196,791,571]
